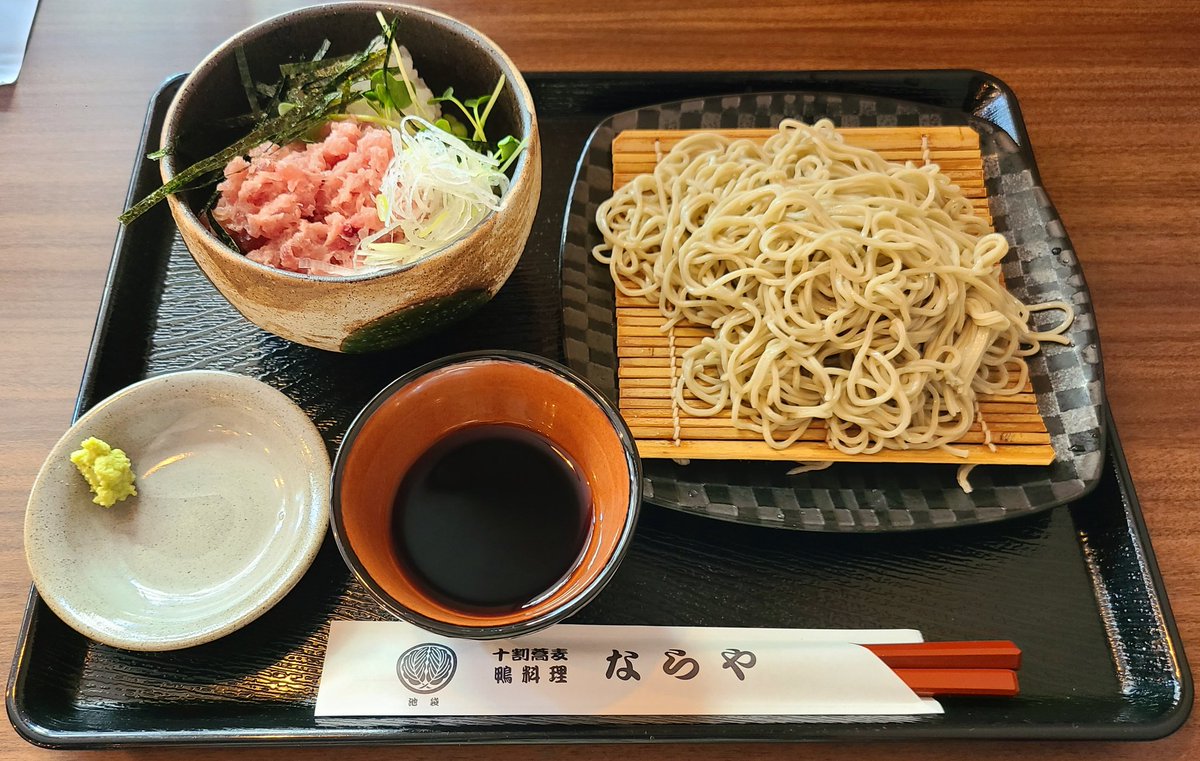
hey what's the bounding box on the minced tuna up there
[212,120,394,276]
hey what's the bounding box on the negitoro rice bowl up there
[124,2,541,353]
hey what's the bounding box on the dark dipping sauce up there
[391,423,592,611]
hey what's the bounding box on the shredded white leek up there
[357,116,510,269]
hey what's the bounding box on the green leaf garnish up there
[430,75,506,142]
[475,76,504,141]
[430,113,469,139]
[495,135,528,173]
[386,75,413,109]
[368,69,412,112]
[430,86,481,137]
[493,135,521,163]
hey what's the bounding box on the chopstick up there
[863,641,1022,698]
[896,668,1019,697]
[864,641,1022,670]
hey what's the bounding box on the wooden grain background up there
[1,1,1197,758]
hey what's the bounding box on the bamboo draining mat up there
[610,126,1053,466]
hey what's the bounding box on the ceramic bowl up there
[24,371,331,651]
[160,2,541,353]
[331,351,642,639]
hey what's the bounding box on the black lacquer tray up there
[6,71,1191,747]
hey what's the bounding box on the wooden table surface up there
[3,0,1198,758]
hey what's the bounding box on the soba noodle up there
[593,119,1072,456]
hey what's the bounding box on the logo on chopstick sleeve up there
[396,643,458,694]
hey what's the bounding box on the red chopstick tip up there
[896,668,1019,698]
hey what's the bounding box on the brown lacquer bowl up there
[160,2,540,353]
[331,352,642,639]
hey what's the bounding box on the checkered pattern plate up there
[561,92,1106,531]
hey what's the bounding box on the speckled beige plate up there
[24,370,330,651]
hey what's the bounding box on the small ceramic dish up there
[332,351,641,639]
[24,370,331,651]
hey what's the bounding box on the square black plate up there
[6,71,1191,747]
[561,91,1104,530]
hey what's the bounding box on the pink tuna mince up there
[212,121,394,276]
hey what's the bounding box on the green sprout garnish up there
[433,115,469,139]
[431,74,506,143]
[364,69,412,112]
[494,134,528,172]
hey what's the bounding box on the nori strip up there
[119,42,387,225]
